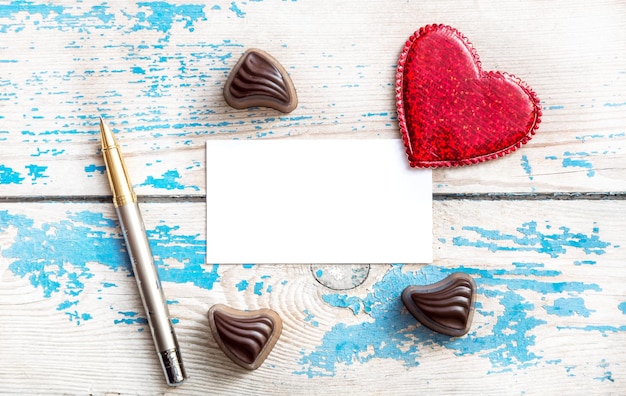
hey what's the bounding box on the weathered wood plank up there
[1,200,624,394]
[1,1,625,394]
[1,1,625,197]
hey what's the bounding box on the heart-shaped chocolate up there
[208,304,283,370]
[396,24,541,167]
[402,272,476,337]
[224,48,298,113]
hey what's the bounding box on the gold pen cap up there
[100,117,137,207]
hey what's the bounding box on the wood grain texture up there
[0,0,624,197]
[1,201,624,394]
[1,0,625,394]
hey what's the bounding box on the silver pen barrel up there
[100,117,186,386]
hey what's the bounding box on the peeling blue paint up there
[452,221,610,258]
[140,169,199,191]
[296,262,608,378]
[84,164,106,176]
[520,155,533,180]
[558,324,626,334]
[2,210,211,325]
[115,311,149,327]
[0,164,25,184]
[574,260,597,266]
[303,310,319,327]
[229,2,246,18]
[66,311,93,325]
[321,293,374,315]
[25,164,49,183]
[129,2,206,33]
[618,302,626,315]
[31,148,65,157]
[236,279,249,291]
[544,297,594,317]
[563,157,595,177]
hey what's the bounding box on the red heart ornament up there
[396,24,541,168]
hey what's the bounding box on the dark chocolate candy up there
[223,48,297,113]
[401,272,476,337]
[208,304,283,370]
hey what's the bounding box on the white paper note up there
[206,139,432,264]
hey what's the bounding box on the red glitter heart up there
[396,24,541,168]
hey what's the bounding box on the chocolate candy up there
[402,272,476,336]
[223,48,298,113]
[208,304,283,370]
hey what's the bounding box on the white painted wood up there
[1,0,625,394]
[1,201,624,394]
[0,1,624,197]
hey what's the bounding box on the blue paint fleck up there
[66,311,93,325]
[563,156,595,177]
[57,300,79,310]
[574,260,596,266]
[544,297,594,317]
[520,155,533,181]
[31,148,65,157]
[140,169,199,191]
[452,221,610,258]
[576,134,604,142]
[236,279,249,291]
[618,302,626,315]
[129,2,206,34]
[303,310,319,327]
[595,360,615,382]
[0,165,24,184]
[253,282,264,296]
[115,311,148,326]
[84,164,106,176]
[25,164,49,183]
[131,66,146,74]
[558,324,626,334]
[229,2,246,18]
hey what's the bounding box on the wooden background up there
[1,0,625,394]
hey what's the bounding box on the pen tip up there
[99,116,116,148]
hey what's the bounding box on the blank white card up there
[206,139,432,264]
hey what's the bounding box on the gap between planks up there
[1,192,625,204]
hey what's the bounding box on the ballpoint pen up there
[99,117,186,386]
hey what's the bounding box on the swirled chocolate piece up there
[224,48,297,113]
[402,272,476,336]
[208,304,283,370]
